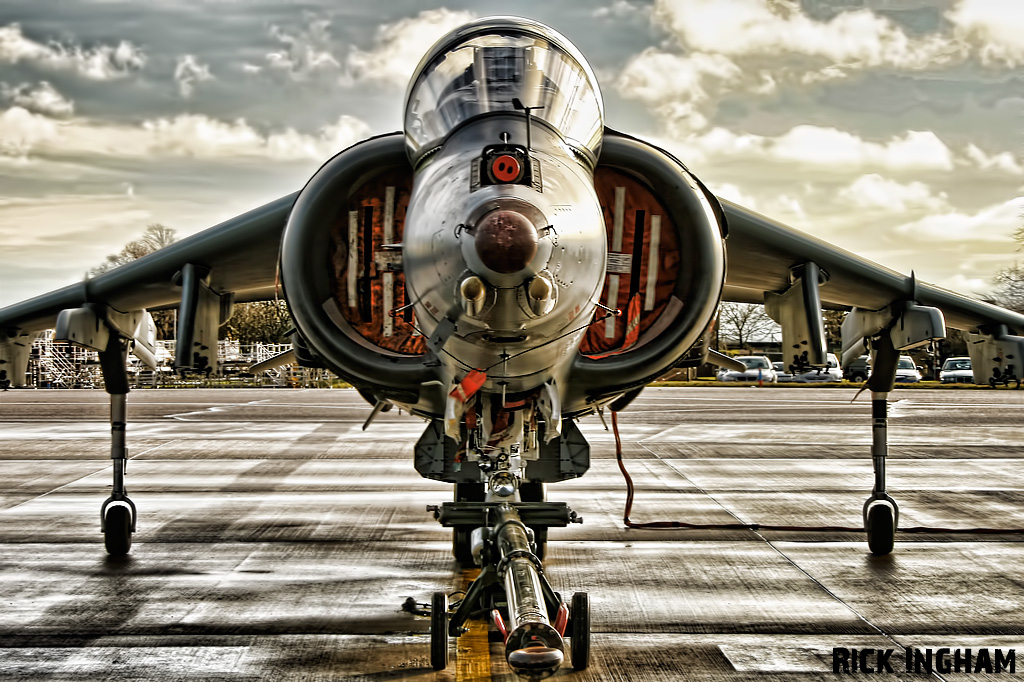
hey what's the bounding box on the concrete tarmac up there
[1,386,1023,680]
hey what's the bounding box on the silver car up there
[718,355,777,383]
[940,356,973,383]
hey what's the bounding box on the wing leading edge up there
[0,192,296,334]
[722,199,1024,334]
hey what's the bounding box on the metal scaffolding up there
[23,335,334,388]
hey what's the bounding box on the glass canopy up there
[404,17,603,163]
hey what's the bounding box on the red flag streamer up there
[450,369,487,403]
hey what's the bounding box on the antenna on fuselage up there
[511,98,544,151]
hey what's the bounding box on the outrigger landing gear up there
[428,500,587,678]
[863,392,897,556]
[98,335,137,557]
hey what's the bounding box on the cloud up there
[893,197,1024,243]
[594,0,649,20]
[174,55,213,98]
[0,81,73,117]
[0,106,371,161]
[963,144,1024,175]
[265,16,339,80]
[837,174,950,212]
[653,0,960,68]
[947,0,1024,67]
[708,182,758,209]
[0,23,145,80]
[617,1,1024,137]
[667,125,956,172]
[617,50,742,130]
[345,9,476,87]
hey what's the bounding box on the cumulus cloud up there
[668,125,955,172]
[345,9,476,87]
[708,182,758,209]
[0,23,145,80]
[265,16,339,80]
[617,0,1024,137]
[174,54,213,98]
[654,0,960,68]
[893,197,1024,243]
[617,50,741,130]
[838,174,950,212]
[963,144,1024,175]
[947,0,1024,67]
[594,0,649,20]
[0,81,73,117]
[0,106,371,161]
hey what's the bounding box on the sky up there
[1,0,1022,307]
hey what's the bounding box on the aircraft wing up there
[0,192,297,333]
[721,199,1024,333]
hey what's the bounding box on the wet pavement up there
[1,386,1022,680]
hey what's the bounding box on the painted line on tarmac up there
[456,568,494,681]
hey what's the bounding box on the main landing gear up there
[427,500,587,679]
[863,391,897,556]
[98,335,137,557]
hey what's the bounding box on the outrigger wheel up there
[570,591,590,670]
[866,503,895,556]
[431,591,449,670]
[104,504,133,556]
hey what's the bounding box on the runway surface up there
[1,386,1023,680]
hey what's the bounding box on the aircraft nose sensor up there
[474,209,538,274]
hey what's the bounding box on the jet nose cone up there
[475,209,538,274]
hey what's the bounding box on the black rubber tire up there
[866,504,895,556]
[104,505,132,556]
[851,373,866,383]
[570,591,590,670]
[430,591,448,670]
[452,528,475,566]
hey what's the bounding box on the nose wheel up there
[865,502,895,556]
[430,591,449,670]
[103,503,134,556]
[570,591,590,670]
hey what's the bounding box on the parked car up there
[791,352,843,383]
[895,355,922,383]
[718,355,777,383]
[772,361,794,382]
[940,356,973,383]
[844,354,871,382]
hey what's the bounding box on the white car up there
[940,356,973,383]
[791,352,844,383]
[895,356,922,383]
[718,355,777,383]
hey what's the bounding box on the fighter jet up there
[1,15,1023,680]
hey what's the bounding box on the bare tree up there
[990,263,1024,314]
[717,302,779,350]
[90,224,178,338]
[90,224,178,276]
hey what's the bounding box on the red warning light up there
[491,154,521,183]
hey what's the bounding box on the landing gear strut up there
[863,392,898,556]
[98,335,136,556]
[428,500,587,678]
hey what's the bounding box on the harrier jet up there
[2,16,1023,680]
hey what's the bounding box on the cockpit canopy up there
[404,17,604,165]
